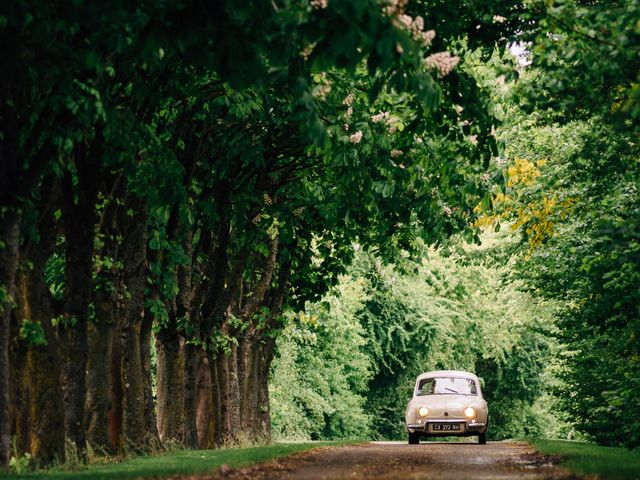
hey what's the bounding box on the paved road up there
[180,441,582,480]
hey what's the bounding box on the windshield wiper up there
[444,388,459,394]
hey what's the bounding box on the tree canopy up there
[1,0,639,471]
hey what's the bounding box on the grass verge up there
[1,441,358,480]
[527,438,640,480]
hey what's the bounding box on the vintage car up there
[405,370,489,444]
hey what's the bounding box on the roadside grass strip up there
[0,441,356,480]
[527,438,640,480]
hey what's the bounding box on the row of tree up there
[478,0,640,447]
[0,0,517,468]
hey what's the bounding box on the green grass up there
[1,441,355,480]
[527,438,640,480]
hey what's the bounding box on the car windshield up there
[417,377,478,396]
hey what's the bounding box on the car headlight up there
[464,407,476,419]
[418,406,429,417]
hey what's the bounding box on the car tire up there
[478,432,487,445]
[408,431,420,444]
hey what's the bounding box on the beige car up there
[405,370,489,444]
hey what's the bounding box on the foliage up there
[519,0,640,125]
[17,320,48,346]
[487,59,640,447]
[272,236,558,441]
[270,278,372,440]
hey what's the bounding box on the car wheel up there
[478,432,487,445]
[408,431,420,444]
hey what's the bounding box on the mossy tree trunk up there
[14,185,65,465]
[155,326,184,442]
[0,209,20,469]
[119,199,148,448]
[60,144,101,452]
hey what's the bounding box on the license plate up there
[432,423,462,432]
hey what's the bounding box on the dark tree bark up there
[0,209,20,468]
[8,318,29,456]
[178,230,198,448]
[11,182,66,465]
[215,344,241,445]
[195,352,212,448]
[237,255,290,443]
[155,327,184,442]
[108,320,123,451]
[86,187,120,451]
[210,353,222,447]
[182,341,199,448]
[17,264,65,465]
[60,145,100,452]
[119,200,148,449]
[85,312,114,451]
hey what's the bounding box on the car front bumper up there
[407,419,486,435]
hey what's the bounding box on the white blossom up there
[349,131,363,144]
[310,0,328,9]
[424,51,460,76]
[399,14,413,28]
[342,93,354,106]
[371,111,390,123]
[312,84,331,101]
[493,15,507,23]
[468,134,478,145]
[390,149,404,158]
[443,205,453,216]
[413,15,424,32]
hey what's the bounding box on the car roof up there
[415,370,479,382]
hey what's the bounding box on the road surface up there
[174,441,582,480]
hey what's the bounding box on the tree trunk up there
[9,313,29,456]
[61,163,98,452]
[195,351,212,448]
[238,335,260,439]
[0,209,20,468]
[237,335,276,444]
[216,344,241,445]
[121,322,145,449]
[140,312,158,443]
[210,351,222,447]
[85,313,113,451]
[256,337,277,442]
[155,327,184,442]
[120,201,148,449]
[182,341,199,448]
[12,195,65,466]
[27,328,65,465]
[87,173,122,452]
[178,230,197,448]
[108,320,123,452]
